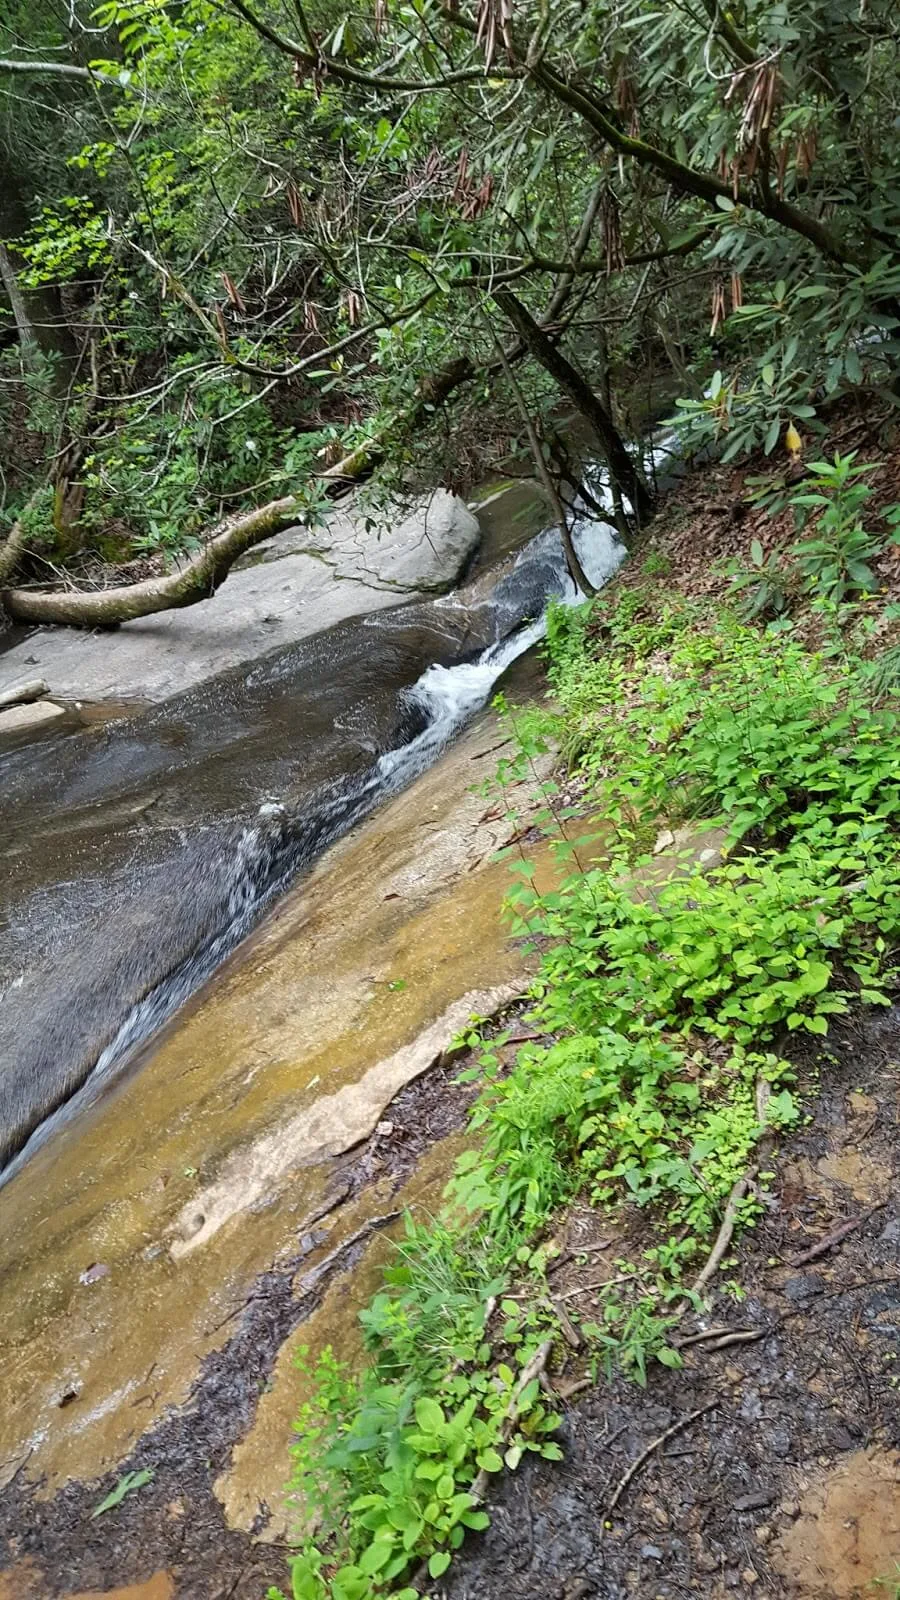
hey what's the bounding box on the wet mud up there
[443,1009,900,1600]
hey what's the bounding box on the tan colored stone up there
[214,1132,468,1541]
[0,698,64,736]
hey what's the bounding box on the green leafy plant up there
[273,591,900,1600]
[727,537,793,620]
[791,453,886,603]
[871,1563,900,1600]
[641,550,673,577]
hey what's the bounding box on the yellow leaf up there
[785,422,802,455]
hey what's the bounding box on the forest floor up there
[443,1008,900,1600]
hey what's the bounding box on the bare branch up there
[0,57,120,84]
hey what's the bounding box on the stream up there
[0,501,628,1188]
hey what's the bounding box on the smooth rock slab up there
[0,489,480,706]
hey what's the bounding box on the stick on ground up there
[603,1401,718,1522]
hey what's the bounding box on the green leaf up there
[845,348,864,384]
[461,1509,491,1530]
[415,1396,445,1433]
[476,1448,504,1473]
[358,1538,395,1575]
[91,1468,154,1518]
[429,1551,452,1579]
[715,195,735,212]
[656,1345,684,1369]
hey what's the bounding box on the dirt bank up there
[442,1009,900,1600]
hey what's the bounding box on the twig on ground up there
[785,1201,887,1267]
[552,1375,592,1401]
[547,1237,614,1277]
[675,1325,767,1352]
[555,1272,634,1301]
[690,1175,752,1299]
[470,1339,554,1502]
[602,1401,718,1523]
[547,1296,584,1349]
[702,1328,766,1352]
[676,1325,739,1348]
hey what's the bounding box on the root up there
[690,1174,752,1300]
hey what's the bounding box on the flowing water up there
[0,507,627,1185]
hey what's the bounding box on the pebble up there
[740,1389,763,1422]
[733,1490,774,1512]
[640,1544,663,1561]
[742,1568,759,1586]
[771,1425,792,1458]
[783,1273,825,1302]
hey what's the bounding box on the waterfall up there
[0,516,626,1186]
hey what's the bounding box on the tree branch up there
[493,287,653,526]
[1,495,304,626]
[0,57,120,84]
[224,0,520,91]
[696,0,758,67]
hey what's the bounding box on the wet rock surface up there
[0,691,560,1595]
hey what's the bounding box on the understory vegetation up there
[268,458,900,1600]
[1,0,899,621]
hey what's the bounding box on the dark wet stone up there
[783,1273,826,1302]
[733,1489,775,1513]
[770,1426,792,1458]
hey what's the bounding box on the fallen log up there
[0,677,49,708]
[0,494,303,628]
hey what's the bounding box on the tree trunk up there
[493,288,654,529]
[489,324,596,596]
[0,157,75,366]
[0,240,40,368]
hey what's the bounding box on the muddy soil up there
[444,1008,900,1600]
